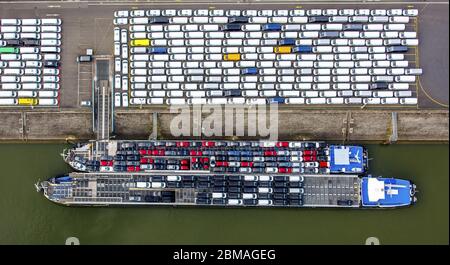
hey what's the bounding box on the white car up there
[122,92,128,107]
[114,18,128,25]
[114,92,121,107]
[265,167,278,173]
[121,76,128,91]
[120,29,127,44]
[114,10,129,17]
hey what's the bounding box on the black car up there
[273,187,289,193]
[197,192,211,198]
[114,155,126,161]
[212,167,226,173]
[149,16,169,24]
[182,176,195,181]
[273,199,289,206]
[221,24,242,31]
[276,156,290,162]
[289,199,303,206]
[5,39,22,46]
[273,193,288,200]
[126,161,140,166]
[22,39,40,46]
[243,187,257,193]
[240,156,253,162]
[273,182,288,188]
[213,186,227,193]
[243,181,258,187]
[308,16,329,23]
[252,162,264,168]
[258,193,272,199]
[227,192,241,199]
[215,155,227,161]
[213,175,227,181]
[202,150,214,156]
[176,150,189,156]
[153,164,166,170]
[303,168,318,174]
[224,89,242,97]
[243,199,257,205]
[228,180,242,187]
[114,161,126,166]
[197,176,211,182]
[252,168,264,174]
[181,181,195,188]
[196,198,211,205]
[153,158,166,164]
[126,155,140,161]
[144,195,161,203]
[289,182,304,188]
[197,181,211,188]
[228,156,240,162]
[337,200,354,206]
[151,176,165,182]
[161,196,175,203]
[228,16,249,24]
[264,157,277,162]
[370,82,389,90]
[274,176,289,182]
[228,175,242,181]
[167,182,181,188]
[258,181,271,187]
[212,198,227,205]
[228,187,242,193]
[227,167,239,173]
[215,151,227,156]
[252,151,264,156]
[289,193,303,200]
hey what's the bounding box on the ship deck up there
[48,172,361,208]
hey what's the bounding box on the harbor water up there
[0,143,448,244]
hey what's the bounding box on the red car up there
[100,160,113,166]
[202,141,215,147]
[201,157,209,163]
[180,165,189,170]
[319,161,329,168]
[181,159,189,165]
[215,161,229,167]
[191,157,199,163]
[140,158,149,164]
[240,162,253,167]
[303,150,317,156]
[127,166,139,172]
[203,165,209,170]
[276,141,289,147]
[302,156,317,162]
[278,167,293,173]
[176,141,190,147]
[139,149,147,155]
[264,150,277,156]
[189,150,202,156]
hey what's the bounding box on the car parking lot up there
[113,8,422,107]
[0,18,62,107]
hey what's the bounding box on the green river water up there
[0,143,448,245]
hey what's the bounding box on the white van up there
[0,26,20,33]
[22,53,42,60]
[17,90,37,97]
[41,39,61,46]
[1,19,21,25]
[1,83,21,90]
[41,18,62,25]
[0,98,17,105]
[131,69,147,75]
[22,19,41,26]
[1,54,20,60]
[22,83,41,90]
[40,32,61,39]
[1,76,20,83]
[395,76,416,82]
[41,46,61,53]
[129,17,148,24]
[38,91,58,98]
[2,68,23,75]
[21,26,40,33]
[24,68,41,75]
[20,76,41,83]
[20,47,39,53]
[43,83,60,90]
[384,24,406,31]
[38,99,58,106]
[0,91,17,97]
[20,33,40,39]
[43,53,60,61]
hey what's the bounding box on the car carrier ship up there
[62,140,368,175]
[36,172,417,208]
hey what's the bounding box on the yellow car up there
[274,46,292,54]
[18,98,38,106]
[130,39,150,47]
[223,53,240,61]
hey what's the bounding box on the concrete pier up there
[0,108,447,143]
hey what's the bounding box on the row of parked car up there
[113,9,420,106]
[0,18,61,106]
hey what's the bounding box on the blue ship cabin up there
[329,145,366,173]
[361,177,415,207]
